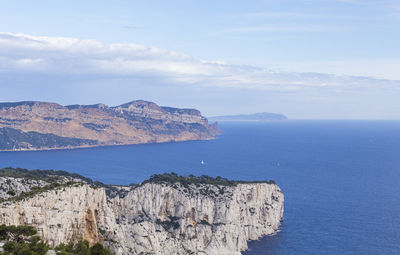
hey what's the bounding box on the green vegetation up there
[54,240,114,255]
[0,167,133,201]
[0,167,92,183]
[142,172,275,187]
[2,235,49,255]
[0,168,274,203]
[0,225,48,255]
[43,117,72,123]
[0,225,37,241]
[0,225,114,255]
[0,127,98,150]
[5,191,15,196]
[0,182,83,204]
[0,167,96,204]
[82,123,109,132]
[0,102,37,109]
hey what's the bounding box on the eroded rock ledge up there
[0,169,284,255]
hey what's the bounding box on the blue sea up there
[1,120,400,254]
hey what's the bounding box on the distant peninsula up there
[0,100,220,151]
[208,112,288,122]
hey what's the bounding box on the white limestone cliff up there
[0,179,284,255]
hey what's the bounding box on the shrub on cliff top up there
[3,182,81,203]
[142,172,275,187]
[0,167,92,184]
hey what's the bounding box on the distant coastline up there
[208,112,288,122]
[0,100,220,151]
[0,136,215,152]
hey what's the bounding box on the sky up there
[0,0,399,119]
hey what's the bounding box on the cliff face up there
[0,173,283,255]
[0,185,110,247]
[0,100,220,151]
[107,182,283,255]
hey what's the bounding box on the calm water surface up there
[1,121,399,254]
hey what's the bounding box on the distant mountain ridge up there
[0,100,220,151]
[208,112,288,122]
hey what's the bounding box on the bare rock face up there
[107,182,284,255]
[0,172,283,255]
[0,177,48,199]
[0,100,220,151]
[0,184,110,247]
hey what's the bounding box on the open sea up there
[0,120,399,254]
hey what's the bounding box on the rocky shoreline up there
[0,137,215,152]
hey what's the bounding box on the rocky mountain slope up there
[0,100,220,151]
[0,169,284,255]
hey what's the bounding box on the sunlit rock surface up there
[0,170,283,255]
[0,100,220,151]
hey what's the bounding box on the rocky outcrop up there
[0,100,220,151]
[0,170,284,255]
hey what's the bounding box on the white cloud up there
[0,32,398,92]
[280,59,400,80]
